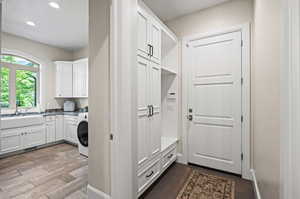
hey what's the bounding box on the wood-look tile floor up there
[0,144,88,199]
[140,163,255,199]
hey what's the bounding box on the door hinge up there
[241,40,243,47]
[241,115,244,123]
[110,134,114,141]
[241,78,244,85]
[241,153,244,161]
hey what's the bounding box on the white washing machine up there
[77,113,88,157]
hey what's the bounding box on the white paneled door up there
[137,56,150,166]
[137,56,161,168]
[187,31,242,174]
[149,61,161,158]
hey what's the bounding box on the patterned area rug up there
[176,170,235,199]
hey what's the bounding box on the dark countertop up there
[1,110,87,118]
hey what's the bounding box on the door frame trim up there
[181,23,251,180]
[280,0,300,198]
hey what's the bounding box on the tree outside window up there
[1,67,10,108]
[0,54,40,109]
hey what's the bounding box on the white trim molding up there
[110,0,138,199]
[88,184,111,199]
[250,169,262,199]
[176,153,185,164]
[280,0,300,199]
[181,23,252,180]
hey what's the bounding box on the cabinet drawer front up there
[0,132,22,154]
[138,159,160,195]
[45,116,56,122]
[66,121,78,126]
[64,117,78,122]
[1,130,21,138]
[162,147,176,170]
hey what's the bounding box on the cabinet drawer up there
[0,129,22,154]
[161,147,176,171]
[138,159,160,195]
[45,116,56,122]
[64,116,78,122]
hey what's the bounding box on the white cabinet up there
[55,115,64,141]
[137,2,179,197]
[0,125,46,154]
[137,56,150,166]
[55,59,88,98]
[137,56,161,169]
[64,116,78,144]
[149,61,161,158]
[55,62,73,98]
[149,21,161,64]
[73,59,88,98]
[137,7,161,63]
[23,125,46,148]
[0,129,23,154]
[46,122,56,143]
[138,8,151,59]
[45,116,56,143]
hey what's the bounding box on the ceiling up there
[143,0,230,21]
[2,0,88,51]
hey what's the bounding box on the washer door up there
[77,121,88,147]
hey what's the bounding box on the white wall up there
[88,0,111,195]
[166,0,253,153]
[73,46,89,60]
[1,32,74,110]
[166,0,253,37]
[253,0,280,198]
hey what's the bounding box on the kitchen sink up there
[1,115,44,129]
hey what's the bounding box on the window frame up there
[1,55,40,110]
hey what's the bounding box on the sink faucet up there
[15,102,19,115]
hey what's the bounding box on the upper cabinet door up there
[149,21,161,64]
[55,62,73,98]
[138,8,151,59]
[137,6,162,63]
[73,59,88,98]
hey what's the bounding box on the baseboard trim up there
[250,169,262,199]
[87,184,111,199]
[176,153,187,164]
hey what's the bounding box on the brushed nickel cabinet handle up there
[167,154,174,159]
[146,171,154,178]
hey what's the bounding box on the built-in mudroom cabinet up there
[137,1,179,196]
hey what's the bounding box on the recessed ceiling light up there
[49,2,60,9]
[26,21,36,27]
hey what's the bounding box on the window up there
[1,54,40,109]
[1,67,10,108]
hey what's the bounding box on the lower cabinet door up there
[55,115,64,141]
[64,119,78,144]
[0,129,23,154]
[70,123,78,144]
[23,125,46,148]
[46,122,56,143]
